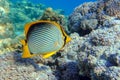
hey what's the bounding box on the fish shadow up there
[13,52,47,71]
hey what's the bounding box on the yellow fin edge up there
[42,51,57,58]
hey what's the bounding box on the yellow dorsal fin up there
[42,51,57,58]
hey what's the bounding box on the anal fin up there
[42,51,57,58]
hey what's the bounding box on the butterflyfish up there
[21,20,71,59]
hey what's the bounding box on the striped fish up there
[21,20,71,58]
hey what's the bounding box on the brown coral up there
[106,5,120,18]
[98,0,120,18]
[39,7,69,32]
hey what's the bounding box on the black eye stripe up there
[63,36,66,47]
[58,26,67,47]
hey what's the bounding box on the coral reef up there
[97,0,120,18]
[0,52,57,80]
[39,7,68,32]
[68,2,98,36]
[0,0,80,80]
[9,0,46,35]
[77,22,120,78]
[45,57,82,80]
[0,0,9,17]
[65,0,120,79]
[1,0,120,80]
[68,0,120,36]
[0,0,24,54]
[0,34,24,55]
[0,23,14,39]
[9,0,68,35]
[0,0,14,39]
[63,19,120,80]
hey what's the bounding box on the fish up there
[21,20,71,58]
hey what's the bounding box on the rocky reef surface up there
[67,0,120,79]
[68,0,120,36]
[1,0,120,80]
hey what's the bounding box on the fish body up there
[21,20,71,58]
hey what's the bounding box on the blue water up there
[30,0,96,14]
